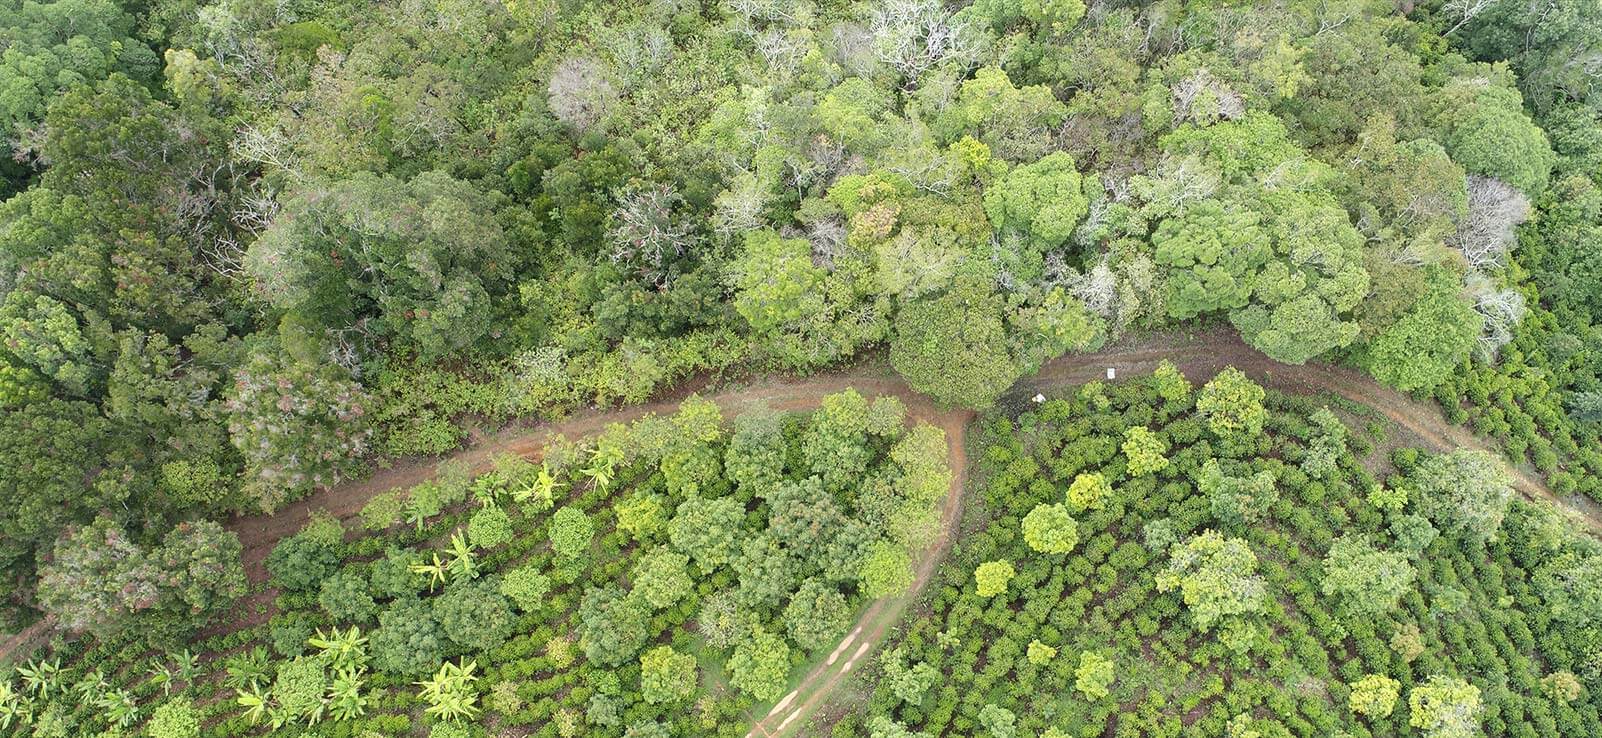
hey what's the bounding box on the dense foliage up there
[835,369,1602,738]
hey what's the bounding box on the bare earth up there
[6,329,1598,729]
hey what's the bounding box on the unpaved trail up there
[9,326,1598,679]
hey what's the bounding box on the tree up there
[883,647,939,705]
[371,598,447,677]
[859,541,915,597]
[1409,449,1512,544]
[783,578,852,651]
[225,350,372,511]
[1200,460,1279,529]
[728,628,790,701]
[891,268,1020,410]
[548,507,594,560]
[1122,427,1169,476]
[1439,81,1554,195]
[1152,360,1192,402]
[36,517,244,637]
[548,56,617,132]
[983,152,1089,261]
[1349,673,1401,719]
[319,570,378,623]
[1067,472,1111,511]
[1196,368,1266,438]
[936,66,1064,162]
[434,580,516,653]
[974,560,1016,597]
[0,1,157,147]
[1022,504,1079,554]
[1541,671,1583,704]
[1533,552,1602,627]
[639,646,696,705]
[248,171,518,360]
[266,515,344,593]
[1027,640,1057,665]
[1152,199,1271,319]
[1074,651,1115,701]
[1320,535,1415,616]
[466,507,512,550]
[731,230,826,336]
[145,698,200,738]
[630,548,692,611]
[978,703,1018,738]
[577,585,650,667]
[498,564,551,613]
[668,495,744,573]
[1155,531,1267,632]
[1408,676,1482,738]
[1362,273,1482,392]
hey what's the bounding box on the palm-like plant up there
[308,626,369,672]
[97,688,139,728]
[446,531,477,583]
[326,668,368,721]
[72,669,109,702]
[15,658,60,697]
[224,646,272,690]
[581,444,623,491]
[173,648,203,686]
[415,659,480,722]
[235,684,269,724]
[0,681,34,729]
[145,658,175,695]
[513,463,563,509]
[410,552,449,592]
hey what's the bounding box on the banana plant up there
[0,681,33,730]
[173,648,202,686]
[415,659,480,722]
[235,684,269,724]
[445,531,477,583]
[97,688,139,728]
[326,668,368,721]
[513,462,563,509]
[308,626,369,672]
[72,669,108,702]
[145,658,174,695]
[15,658,60,697]
[224,646,271,690]
[580,444,623,491]
[410,552,449,592]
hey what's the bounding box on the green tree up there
[783,578,852,652]
[0,1,157,149]
[891,269,1020,410]
[1152,200,1271,319]
[434,580,516,653]
[1026,640,1057,665]
[1362,272,1481,392]
[859,541,915,598]
[370,598,447,677]
[1196,368,1266,438]
[1200,460,1279,529]
[1155,531,1267,632]
[1022,503,1079,554]
[1438,79,1554,195]
[247,171,519,359]
[983,151,1089,260]
[1348,673,1401,719]
[1408,676,1482,738]
[936,66,1067,162]
[668,495,744,573]
[318,570,378,623]
[466,507,512,549]
[1320,535,1415,616]
[1409,449,1512,544]
[974,560,1016,597]
[639,646,696,705]
[730,230,825,336]
[728,628,790,701]
[1066,472,1110,511]
[883,646,939,706]
[630,548,692,611]
[498,564,551,613]
[978,703,1018,738]
[1074,651,1115,701]
[1122,426,1169,476]
[145,698,200,738]
[577,585,650,667]
[548,507,594,560]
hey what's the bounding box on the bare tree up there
[1451,175,1530,272]
[609,185,699,286]
[1068,259,1119,318]
[869,0,981,86]
[1441,0,1497,36]
[1171,70,1245,125]
[1468,275,1526,361]
[712,174,766,242]
[548,56,618,132]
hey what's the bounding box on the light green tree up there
[1122,427,1169,476]
[1348,673,1401,718]
[1155,531,1267,632]
[1408,676,1482,738]
[1196,368,1267,438]
[1074,651,1116,701]
[974,560,1016,597]
[1320,535,1416,616]
[1022,504,1079,554]
[639,646,696,705]
[1066,472,1110,511]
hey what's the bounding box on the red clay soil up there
[8,328,1598,673]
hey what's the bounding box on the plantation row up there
[833,364,1601,738]
[1,390,952,738]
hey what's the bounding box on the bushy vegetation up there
[835,369,1602,738]
[0,392,951,736]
